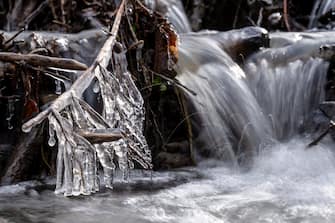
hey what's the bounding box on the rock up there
[0,144,12,176]
[163,140,189,153]
[154,151,192,169]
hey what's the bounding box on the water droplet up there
[48,135,56,147]
[93,80,100,93]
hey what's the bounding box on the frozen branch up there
[0,52,88,70]
[22,0,127,133]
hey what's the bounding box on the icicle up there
[47,42,152,196]
[48,121,56,147]
[50,114,65,195]
[95,143,116,189]
[55,80,62,95]
[63,140,74,197]
[6,98,17,130]
[72,145,84,196]
[136,42,144,71]
[94,50,151,187]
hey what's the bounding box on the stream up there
[1,140,335,222]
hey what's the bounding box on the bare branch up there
[78,130,123,144]
[0,52,88,70]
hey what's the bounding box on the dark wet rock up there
[1,126,44,185]
[163,140,189,154]
[0,144,12,176]
[154,151,193,169]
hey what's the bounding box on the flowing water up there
[177,28,330,162]
[144,0,191,33]
[3,2,335,222]
[309,0,335,29]
[1,140,335,223]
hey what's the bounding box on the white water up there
[177,28,330,164]
[245,57,328,140]
[177,31,272,164]
[144,0,192,33]
[1,140,335,222]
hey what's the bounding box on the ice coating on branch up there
[48,46,151,196]
[95,50,152,176]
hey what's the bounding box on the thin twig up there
[127,40,144,51]
[143,66,197,96]
[21,0,48,28]
[60,0,66,24]
[175,88,195,164]
[149,107,165,144]
[134,0,152,14]
[283,0,291,31]
[4,28,25,45]
[307,120,335,148]
[233,0,242,29]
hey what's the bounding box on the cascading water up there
[176,29,273,164]
[176,28,330,163]
[245,56,328,140]
[309,0,335,29]
[144,0,192,33]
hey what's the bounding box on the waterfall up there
[176,29,273,165]
[177,28,331,163]
[144,0,192,33]
[245,57,328,140]
[309,0,335,28]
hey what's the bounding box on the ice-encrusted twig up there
[78,130,124,144]
[19,0,151,196]
[22,0,127,133]
[0,52,88,70]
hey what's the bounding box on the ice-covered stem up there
[22,0,127,133]
[78,130,124,144]
[0,52,88,70]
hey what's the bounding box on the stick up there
[143,66,197,96]
[20,0,48,28]
[4,28,25,45]
[22,0,127,132]
[78,130,123,144]
[283,0,291,31]
[0,52,88,70]
[307,120,335,148]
